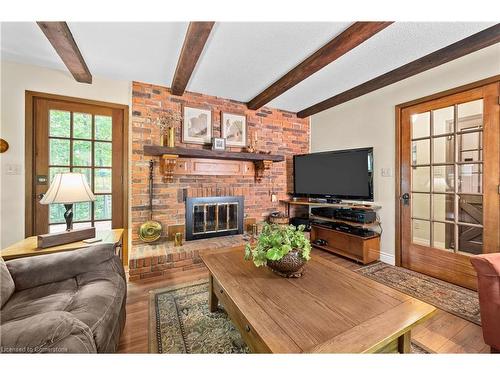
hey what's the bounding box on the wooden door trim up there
[395,106,402,266]
[25,91,129,262]
[395,76,500,275]
[26,90,130,110]
[397,74,500,109]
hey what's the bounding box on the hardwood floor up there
[117,248,488,354]
[117,267,209,353]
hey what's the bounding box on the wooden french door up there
[399,81,500,290]
[28,94,127,236]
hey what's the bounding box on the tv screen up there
[293,148,373,201]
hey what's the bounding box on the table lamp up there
[38,172,96,247]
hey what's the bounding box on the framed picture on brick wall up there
[221,112,247,148]
[211,137,226,151]
[182,105,212,144]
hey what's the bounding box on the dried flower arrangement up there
[156,109,182,135]
[156,110,182,147]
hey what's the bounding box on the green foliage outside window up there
[95,116,112,141]
[50,139,70,165]
[49,110,70,137]
[47,112,113,226]
[73,113,92,139]
[95,142,112,167]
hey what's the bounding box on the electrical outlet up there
[5,164,22,175]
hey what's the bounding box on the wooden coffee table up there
[201,246,436,353]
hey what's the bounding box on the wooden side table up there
[1,229,124,261]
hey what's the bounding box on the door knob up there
[401,193,410,206]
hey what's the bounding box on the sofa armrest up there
[470,253,500,349]
[0,311,97,353]
[6,243,117,291]
[470,253,500,276]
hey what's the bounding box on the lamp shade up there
[40,172,96,204]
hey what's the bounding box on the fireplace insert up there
[185,196,244,240]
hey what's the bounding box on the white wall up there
[0,61,131,248]
[310,44,500,265]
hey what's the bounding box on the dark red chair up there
[470,253,500,353]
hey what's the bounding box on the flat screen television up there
[293,147,373,201]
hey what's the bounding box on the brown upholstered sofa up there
[470,253,500,353]
[0,243,126,353]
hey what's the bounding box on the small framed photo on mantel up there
[182,105,212,145]
[212,137,226,151]
[221,112,247,148]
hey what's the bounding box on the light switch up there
[5,164,22,175]
[381,168,393,177]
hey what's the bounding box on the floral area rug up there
[149,280,427,353]
[150,281,248,353]
[356,262,480,325]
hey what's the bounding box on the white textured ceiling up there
[1,22,496,113]
[68,22,188,85]
[268,22,497,112]
[1,22,189,85]
[1,22,64,70]
[187,22,351,101]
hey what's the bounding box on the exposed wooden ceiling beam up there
[297,23,500,118]
[247,22,393,110]
[37,21,92,84]
[171,22,215,96]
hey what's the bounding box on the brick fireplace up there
[129,81,310,280]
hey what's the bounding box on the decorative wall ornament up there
[245,132,257,153]
[0,138,9,153]
[254,160,273,183]
[161,154,179,183]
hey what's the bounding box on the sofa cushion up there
[1,271,125,352]
[0,278,77,323]
[0,311,96,353]
[6,243,116,291]
[67,270,126,352]
[0,257,15,308]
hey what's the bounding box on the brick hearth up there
[129,81,310,280]
[128,235,247,281]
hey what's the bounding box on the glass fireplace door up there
[186,196,244,240]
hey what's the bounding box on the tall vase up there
[161,133,168,146]
[167,126,175,148]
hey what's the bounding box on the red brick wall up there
[131,81,310,245]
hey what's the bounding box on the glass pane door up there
[48,110,113,233]
[410,99,484,255]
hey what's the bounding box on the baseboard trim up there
[380,251,396,265]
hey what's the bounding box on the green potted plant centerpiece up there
[244,223,311,278]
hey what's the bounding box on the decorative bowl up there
[267,248,306,278]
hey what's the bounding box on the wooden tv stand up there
[280,198,381,264]
[310,224,380,264]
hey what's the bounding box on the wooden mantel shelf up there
[143,145,284,162]
[143,145,284,182]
